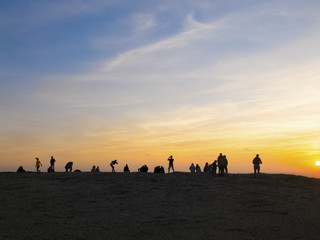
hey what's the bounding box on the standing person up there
[217,153,224,176]
[195,164,201,173]
[35,158,42,173]
[189,163,195,173]
[212,160,218,175]
[110,160,118,172]
[252,154,262,177]
[168,155,174,173]
[223,155,228,174]
[50,156,56,171]
[203,162,209,172]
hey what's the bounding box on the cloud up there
[131,13,157,32]
[100,16,225,74]
[183,14,207,30]
[34,3,320,116]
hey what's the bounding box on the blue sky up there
[1,0,320,174]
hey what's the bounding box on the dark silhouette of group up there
[138,165,148,172]
[18,153,263,176]
[154,166,165,173]
[91,165,100,172]
[189,153,228,176]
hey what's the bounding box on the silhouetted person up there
[50,156,56,171]
[168,155,174,173]
[123,164,130,173]
[91,165,96,172]
[189,163,195,173]
[253,154,262,177]
[212,160,218,175]
[110,160,118,172]
[138,165,148,172]
[223,155,228,174]
[154,166,165,173]
[65,162,73,172]
[203,162,210,172]
[96,166,100,172]
[217,153,224,176]
[195,164,201,173]
[17,166,25,172]
[35,158,42,173]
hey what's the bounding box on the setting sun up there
[316,161,320,166]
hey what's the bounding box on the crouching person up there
[65,162,73,172]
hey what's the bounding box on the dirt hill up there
[1,172,320,240]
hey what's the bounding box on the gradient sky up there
[1,0,320,176]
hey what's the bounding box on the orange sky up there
[1,122,320,177]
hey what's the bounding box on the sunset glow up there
[0,1,320,177]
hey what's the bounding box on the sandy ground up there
[1,172,320,240]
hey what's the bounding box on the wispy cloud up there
[131,13,157,32]
[34,3,320,117]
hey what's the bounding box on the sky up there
[0,0,320,176]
